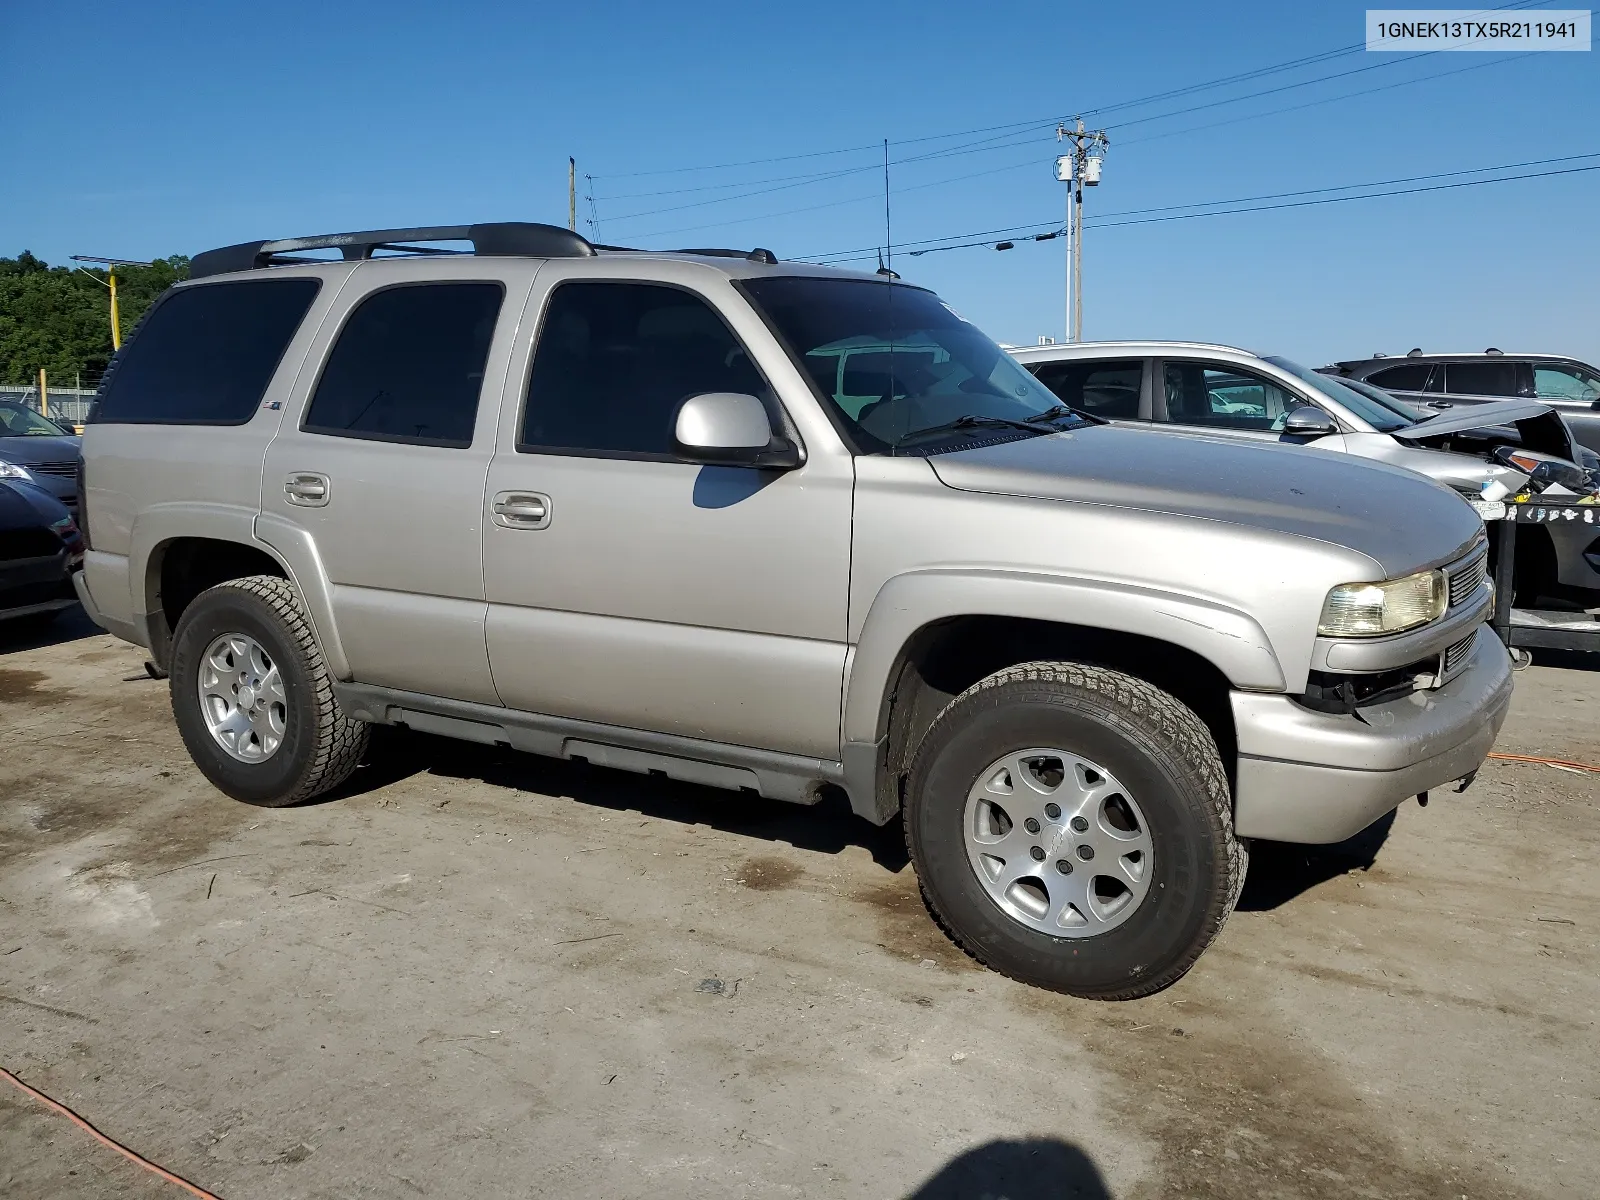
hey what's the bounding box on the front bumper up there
[1,551,76,621]
[1231,627,1513,843]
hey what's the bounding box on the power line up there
[587,0,1545,189]
[782,53,1536,261]
[599,43,1536,230]
[807,156,1600,263]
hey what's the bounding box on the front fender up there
[842,568,1285,748]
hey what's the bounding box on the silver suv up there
[73,223,1513,999]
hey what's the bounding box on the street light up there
[69,255,152,350]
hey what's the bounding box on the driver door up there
[1153,359,1343,449]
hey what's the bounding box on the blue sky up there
[2,0,1595,365]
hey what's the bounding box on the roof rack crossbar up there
[190,222,595,278]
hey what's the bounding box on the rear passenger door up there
[1027,358,1149,424]
[260,260,533,704]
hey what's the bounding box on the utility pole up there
[568,158,577,232]
[1055,119,1108,342]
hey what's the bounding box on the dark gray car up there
[0,401,81,514]
[1327,352,1600,459]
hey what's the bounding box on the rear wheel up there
[905,661,1245,999]
[169,575,367,807]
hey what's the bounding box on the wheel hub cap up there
[962,748,1155,937]
[198,633,287,763]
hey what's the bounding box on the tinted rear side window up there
[1444,361,1518,396]
[1030,360,1143,419]
[303,283,503,448]
[93,279,320,424]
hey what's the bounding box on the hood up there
[0,433,81,466]
[0,478,72,533]
[927,425,1483,577]
[1390,399,1552,441]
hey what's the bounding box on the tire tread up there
[906,660,1246,1000]
[178,574,367,806]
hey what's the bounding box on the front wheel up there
[169,575,368,807]
[905,661,1245,1000]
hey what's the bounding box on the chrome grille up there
[1446,547,1488,608]
[1442,630,1477,678]
[24,460,77,478]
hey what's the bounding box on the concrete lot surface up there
[2,611,1597,1199]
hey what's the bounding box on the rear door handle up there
[285,472,330,507]
[492,491,551,529]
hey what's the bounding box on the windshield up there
[0,402,69,437]
[740,277,1080,453]
[1263,357,1413,433]
[1333,374,1429,422]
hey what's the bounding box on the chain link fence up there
[0,384,97,430]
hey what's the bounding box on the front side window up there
[1264,355,1413,432]
[1534,364,1600,403]
[94,279,320,425]
[520,282,772,457]
[0,402,69,437]
[303,283,503,447]
[739,276,1076,454]
[1444,361,1518,397]
[1030,360,1143,420]
[1367,363,1435,392]
[1159,362,1299,431]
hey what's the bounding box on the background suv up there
[1327,351,1600,458]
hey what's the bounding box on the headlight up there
[1318,570,1446,637]
[0,462,35,483]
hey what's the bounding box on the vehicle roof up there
[182,250,889,288]
[1335,352,1588,368]
[1008,340,1259,361]
[184,221,892,286]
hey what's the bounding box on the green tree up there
[0,252,189,387]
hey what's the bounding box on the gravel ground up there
[2,609,1596,1199]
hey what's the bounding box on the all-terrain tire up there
[168,575,368,807]
[904,661,1246,1000]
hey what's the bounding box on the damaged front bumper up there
[1229,627,1514,844]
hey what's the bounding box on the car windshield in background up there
[0,402,69,437]
[1263,356,1413,433]
[740,277,1081,453]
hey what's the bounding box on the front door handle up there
[285,472,330,507]
[492,491,551,530]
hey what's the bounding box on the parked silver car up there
[1012,341,1600,596]
[75,227,1511,998]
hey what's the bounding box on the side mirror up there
[673,393,800,469]
[1282,405,1339,437]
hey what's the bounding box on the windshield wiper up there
[892,413,1062,450]
[1032,403,1105,427]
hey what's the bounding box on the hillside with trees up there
[0,252,189,387]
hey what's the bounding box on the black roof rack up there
[190,222,596,279]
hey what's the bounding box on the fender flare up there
[127,504,350,681]
[252,512,350,680]
[838,569,1285,822]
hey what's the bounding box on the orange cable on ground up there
[0,1066,224,1200]
[1487,751,1600,774]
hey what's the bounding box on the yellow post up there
[38,368,48,418]
[110,270,122,350]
